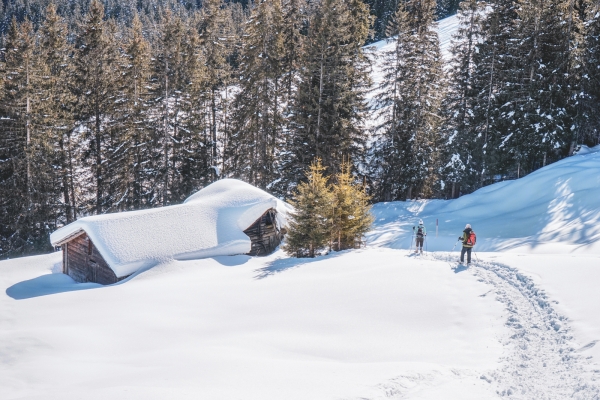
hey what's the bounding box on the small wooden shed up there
[244,208,284,256]
[50,179,289,285]
[54,230,124,285]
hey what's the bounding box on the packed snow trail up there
[436,254,600,399]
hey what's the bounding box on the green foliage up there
[280,0,372,198]
[330,161,374,251]
[283,159,333,258]
[225,0,287,189]
[370,0,444,202]
[284,159,373,258]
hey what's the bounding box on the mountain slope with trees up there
[1,0,599,259]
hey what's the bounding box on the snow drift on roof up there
[50,179,290,278]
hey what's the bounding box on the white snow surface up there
[50,179,290,278]
[3,145,600,399]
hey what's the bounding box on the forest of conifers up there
[1,0,599,258]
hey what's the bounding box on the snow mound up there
[50,179,289,278]
[368,146,600,254]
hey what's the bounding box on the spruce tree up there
[70,0,120,214]
[198,0,233,181]
[281,0,372,198]
[330,161,373,251]
[149,11,213,205]
[226,0,286,189]
[441,0,486,197]
[113,13,154,211]
[0,18,34,257]
[500,0,583,175]
[38,4,77,222]
[283,159,334,258]
[467,0,517,183]
[0,17,60,257]
[282,0,306,100]
[371,0,444,201]
[582,0,600,145]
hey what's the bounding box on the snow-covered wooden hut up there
[50,179,289,284]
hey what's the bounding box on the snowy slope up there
[2,141,600,399]
[368,145,600,254]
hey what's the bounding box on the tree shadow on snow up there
[254,251,347,280]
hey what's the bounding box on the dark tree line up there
[0,0,373,258]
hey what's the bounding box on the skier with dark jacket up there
[459,224,475,265]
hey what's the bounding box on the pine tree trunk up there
[95,110,102,214]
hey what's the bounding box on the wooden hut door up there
[87,237,96,283]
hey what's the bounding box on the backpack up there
[417,226,424,237]
[466,230,476,246]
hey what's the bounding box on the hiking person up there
[413,219,426,254]
[459,224,476,265]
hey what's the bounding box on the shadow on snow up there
[254,251,348,280]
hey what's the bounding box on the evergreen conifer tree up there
[371,0,444,201]
[113,13,154,211]
[282,0,306,100]
[441,0,486,197]
[582,0,600,145]
[466,0,517,183]
[330,161,373,251]
[198,0,233,180]
[281,0,372,198]
[38,4,77,222]
[70,0,120,214]
[497,0,584,175]
[0,16,63,257]
[226,0,286,189]
[283,159,333,258]
[150,12,211,204]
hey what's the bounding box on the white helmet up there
[465,223,471,229]
[419,219,423,225]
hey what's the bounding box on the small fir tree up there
[330,161,374,251]
[283,159,334,258]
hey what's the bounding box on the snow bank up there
[368,145,600,254]
[50,179,290,278]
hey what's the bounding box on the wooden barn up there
[50,179,289,285]
[244,208,285,256]
[53,230,124,285]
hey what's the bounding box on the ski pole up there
[451,240,460,252]
[473,250,480,262]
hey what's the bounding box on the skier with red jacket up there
[459,224,476,265]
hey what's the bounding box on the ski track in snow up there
[445,254,600,399]
[354,252,600,399]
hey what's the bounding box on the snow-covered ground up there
[2,144,600,399]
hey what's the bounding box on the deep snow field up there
[2,146,600,399]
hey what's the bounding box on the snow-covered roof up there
[50,179,290,278]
